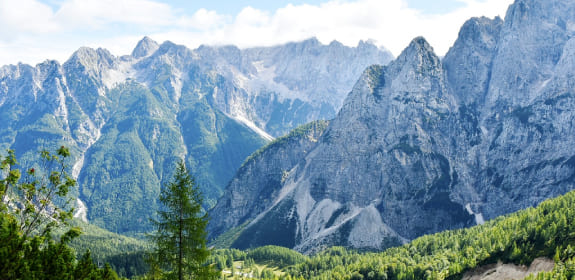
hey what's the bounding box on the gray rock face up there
[208,120,329,241]
[196,38,393,137]
[0,42,269,234]
[473,0,575,220]
[209,0,575,253]
[0,38,391,234]
[444,16,503,105]
[132,36,160,58]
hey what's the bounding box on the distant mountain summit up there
[208,0,575,253]
[194,37,393,137]
[131,36,160,58]
[0,37,391,234]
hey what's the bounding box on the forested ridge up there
[204,189,575,280]
[279,190,575,280]
[68,221,150,279]
[4,147,575,279]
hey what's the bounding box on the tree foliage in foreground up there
[148,161,217,280]
[1,147,77,240]
[0,147,120,280]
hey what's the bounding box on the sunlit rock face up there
[208,0,575,253]
[1,37,392,234]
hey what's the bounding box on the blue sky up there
[0,0,514,66]
[152,0,465,16]
[156,0,329,15]
[406,0,467,14]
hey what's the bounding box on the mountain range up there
[2,0,573,255]
[208,0,575,253]
[0,37,392,234]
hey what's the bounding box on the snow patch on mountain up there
[466,203,486,225]
[249,60,304,104]
[72,155,85,179]
[102,60,136,89]
[74,198,88,222]
[232,114,274,141]
[171,67,184,103]
[568,20,575,32]
[55,78,68,121]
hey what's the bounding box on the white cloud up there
[0,0,59,39]
[219,0,513,55]
[0,0,515,66]
[178,8,229,30]
[55,0,175,28]
[156,0,513,56]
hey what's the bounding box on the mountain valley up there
[2,0,575,279]
[0,37,391,234]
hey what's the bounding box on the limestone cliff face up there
[0,37,390,234]
[215,37,474,252]
[196,38,393,137]
[208,121,329,241]
[209,0,575,253]
[468,0,575,221]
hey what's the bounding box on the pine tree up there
[149,161,216,280]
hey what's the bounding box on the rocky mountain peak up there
[197,44,242,57]
[208,0,575,253]
[408,36,431,50]
[456,17,503,48]
[372,36,447,109]
[69,47,115,65]
[327,40,344,48]
[36,60,63,77]
[301,36,321,46]
[155,40,178,54]
[195,44,242,69]
[505,0,574,30]
[0,63,32,80]
[356,39,380,52]
[393,36,441,73]
[153,40,194,61]
[283,37,322,54]
[485,0,574,108]
[65,47,117,76]
[443,16,503,105]
[132,36,160,58]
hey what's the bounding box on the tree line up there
[5,147,575,280]
[281,190,575,280]
[202,189,575,280]
[1,148,217,280]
